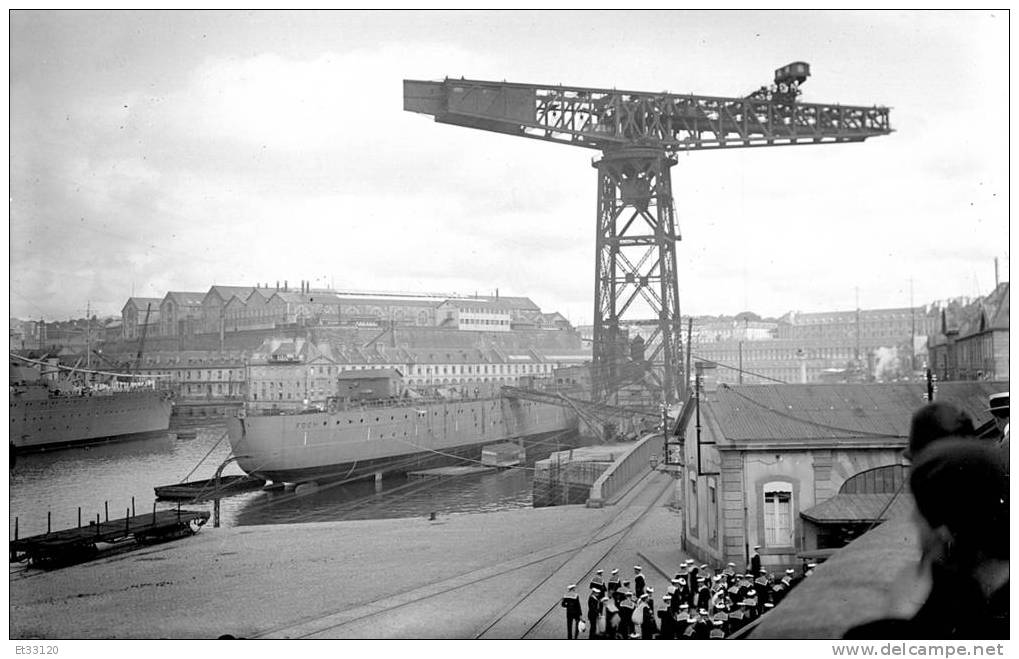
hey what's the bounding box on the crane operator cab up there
[772,61,810,103]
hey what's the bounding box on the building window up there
[763,481,794,547]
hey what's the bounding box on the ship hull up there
[10,390,173,452]
[226,397,577,484]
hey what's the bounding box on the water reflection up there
[10,421,582,538]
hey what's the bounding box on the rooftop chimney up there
[995,257,999,287]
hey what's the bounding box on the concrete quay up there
[10,470,687,640]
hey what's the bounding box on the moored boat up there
[225,395,577,485]
[10,354,173,452]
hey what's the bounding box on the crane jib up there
[403,78,891,153]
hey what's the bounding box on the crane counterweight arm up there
[404,78,891,152]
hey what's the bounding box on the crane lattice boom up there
[404,78,891,152]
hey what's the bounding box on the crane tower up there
[404,63,891,405]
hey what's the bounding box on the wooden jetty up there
[10,507,210,568]
[154,474,266,500]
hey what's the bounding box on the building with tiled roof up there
[121,297,163,339]
[678,380,1008,573]
[159,291,205,337]
[928,282,1009,381]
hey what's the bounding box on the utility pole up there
[738,341,743,385]
[910,279,916,373]
[854,287,861,365]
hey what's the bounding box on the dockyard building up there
[678,380,1008,572]
[436,298,512,332]
[159,291,204,338]
[928,281,1009,381]
[121,297,162,340]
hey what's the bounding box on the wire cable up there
[720,385,907,438]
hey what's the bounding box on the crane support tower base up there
[592,147,684,406]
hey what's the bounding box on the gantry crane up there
[404,63,891,405]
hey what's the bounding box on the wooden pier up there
[10,507,210,568]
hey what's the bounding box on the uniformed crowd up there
[560,553,815,639]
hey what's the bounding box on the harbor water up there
[9,421,584,539]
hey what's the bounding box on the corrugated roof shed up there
[800,492,915,524]
[708,382,1008,444]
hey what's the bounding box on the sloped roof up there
[270,291,311,304]
[123,297,162,311]
[163,291,206,306]
[272,341,297,356]
[337,367,403,380]
[206,285,259,304]
[984,282,1009,330]
[800,492,915,524]
[477,295,540,310]
[706,382,1009,445]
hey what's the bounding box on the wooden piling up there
[47,511,51,535]
[78,507,81,529]
[104,500,109,522]
[96,513,101,537]
[126,508,130,534]
[14,517,18,541]
[131,497,135,517]
[152,501,157,525]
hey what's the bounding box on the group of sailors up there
[561,556,815,639]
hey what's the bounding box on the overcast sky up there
[9,10,1009,324]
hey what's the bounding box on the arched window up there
[763,481,794,547]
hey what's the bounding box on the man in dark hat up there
[657,594,675,639]
[633,565,646,598]
[749,545,762,576]
[905,401,976,459]
[845,439,1008,639]
[988,391,1009,470]
[607,568,621,597]
[587,586,602,638]
[617,581,635,639]
[561,584,582,639]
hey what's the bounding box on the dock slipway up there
[10,470,683,640]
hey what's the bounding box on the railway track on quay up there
[255,469,675,639]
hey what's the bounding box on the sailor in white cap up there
[590,568,606,597]
[607,568,621,595]
[561,584,582,639]
[633,565,646,598]
[658,594,675,639]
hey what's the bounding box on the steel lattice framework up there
[404,76,891,404]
